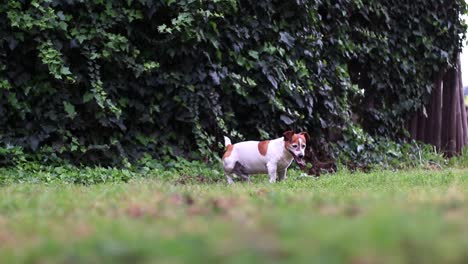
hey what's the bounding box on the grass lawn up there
[1,168,468,263]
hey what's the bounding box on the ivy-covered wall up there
[0,0,466,164]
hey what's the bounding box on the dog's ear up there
[299,132,310,144]
[283,131,294,141]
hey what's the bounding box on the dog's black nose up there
[298,154,304,158]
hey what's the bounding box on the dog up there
[222,131,309,184]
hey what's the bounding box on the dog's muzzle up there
[288,150,306,167]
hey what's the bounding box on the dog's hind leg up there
[225,172,235,184]
[239,173,250,182]
[233,162,250,182]
[223,159,236,184]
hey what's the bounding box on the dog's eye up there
[292,144,298,148]
[301,145,306,149]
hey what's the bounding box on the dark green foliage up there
[0,141,449,185]
[0,162,135,185]
[0,0,466,165]
[0,157,225,185]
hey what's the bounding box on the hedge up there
[0,0,466,165]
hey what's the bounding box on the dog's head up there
[283,131,309,167]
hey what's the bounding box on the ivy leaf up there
[83,93,94,103]
[280,114,294,125]
[61,66,71,75]
[210,71,220,85]
[158,24,167,32]
[63,101,76,119]
[248,50,259,60]
[279,32,295,48]
[267,75,278,89]
[7,37,18,50]
[28,136,40,151]
[57,11,66,21]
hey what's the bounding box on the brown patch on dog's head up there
[258,140,270,156]
[283,132,308,146]
[299,132,310,144]
[222,144,234,159]
[285,135,307,147]
[283,131,294,142]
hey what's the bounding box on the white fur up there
[224,136,231,147]
[222,136,298,184]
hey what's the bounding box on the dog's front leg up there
[277,168,287,181]
[267,162,278,183]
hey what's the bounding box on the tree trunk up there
[408,54,467,156]
[432,76,443,149]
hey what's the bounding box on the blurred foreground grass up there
[1,168,468,263]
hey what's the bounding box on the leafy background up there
[0,0,466,166]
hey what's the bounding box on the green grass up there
[1,168,468,263]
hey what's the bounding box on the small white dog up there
[222,131,309,184]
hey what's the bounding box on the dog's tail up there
[224,136,232,147]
